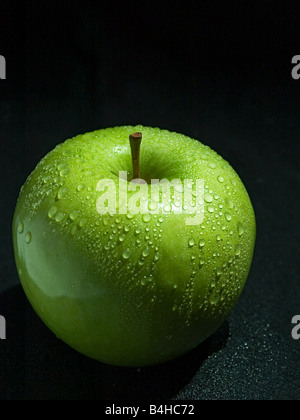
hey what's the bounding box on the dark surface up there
[0,1,299,400]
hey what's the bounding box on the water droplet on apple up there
[199,239,205,248]
[158,217,164,223]
[204,193,214,203]
[142,247,150,257]
[54,176,61,184]
[220,290,226,302]
[118,235,125,243]
[122,249,131,259]
[237,222,244,237]
[17,222,24,234]
[25,232,32,244]
[48,206,58,219]
[217,267,223,276]
[134,228,141,236]
[216,234,222,241]
[188,239,195,248]
[209,291,220,305]
[148,201,158,211]
[225,197,234,209]
[163,204,172,213]
[154,252,160,261]
[208,162,216,169]
[71,225,77,235]
[207,206,214,213]
[234,244,241,257]
[43,175,51,184]
[186,181,193,189]
[225,212,232,222]
[174,183,183,193]
[79,218,88,228]
[218,176,224,183]
[126,213,134,220]
[174,200,181,208]
[55,212,65,223]
[141,277,147,286]
[77,184,85,192]
[201,153,208,160]
[60,168,70,177]
[57,187,68,200]
[142,214,152,223]
[199,257,205,267]
[69,211,79,221]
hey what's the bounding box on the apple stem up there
[129,132,142,179]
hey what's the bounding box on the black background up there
[0,1,299,400]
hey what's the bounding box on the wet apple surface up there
[12,125,256,367]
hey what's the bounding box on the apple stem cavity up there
[129,132,142,180]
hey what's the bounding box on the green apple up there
[12,125,256,367]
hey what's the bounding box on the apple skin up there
[12,125,256,367]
